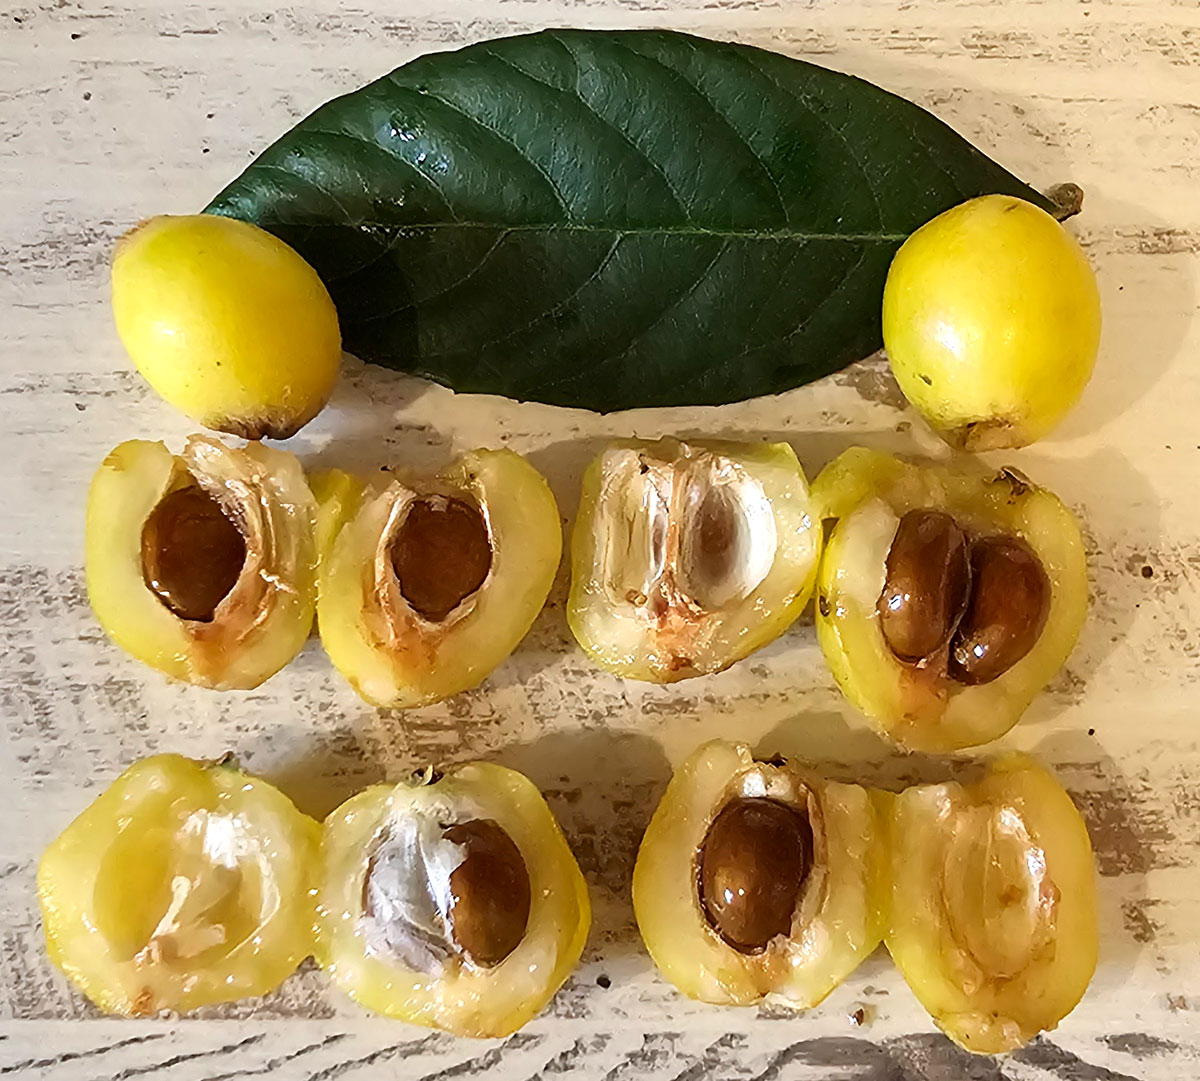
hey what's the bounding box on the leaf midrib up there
[246,214,910,243]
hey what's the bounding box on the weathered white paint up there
[1,0,1199,1077]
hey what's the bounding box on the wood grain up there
[2,0,1200,1077]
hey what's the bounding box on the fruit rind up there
[885,754,1098,1054]
[85,436,318,690]
[314,762,590,1037]
[632,740,886,1009]
[38,754,320,1016]
[568,438,821,683]
[112,214,341,440]
[882,195,1101,450]
[316,449,562,708]
[812,448,1087,751]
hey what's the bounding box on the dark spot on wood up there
[70,32,82,39]
[1122,898,1162,944]
[1141,565,1154,578]
[1011,1037,1143,1080]
[1088,727,1095,735]
[82,92,91,101]
[1103,1032,1178,1057]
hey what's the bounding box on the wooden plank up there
[2,0,1199,1076]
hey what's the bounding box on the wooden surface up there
[3,0,1199,1077]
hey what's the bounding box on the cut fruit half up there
[886,754,1098,1054]
[314,762,590,1037]
[85,436,318,689]
[633,740,886,1009]
[812,448,1087,751]
[314,449,561,708]
[38,754,319,1015]
[568,438,821,682]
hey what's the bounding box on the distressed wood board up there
[2,0,1199,1077]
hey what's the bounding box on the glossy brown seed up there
[444,818,531,966]
[141,483,246,622]
[949,534,1051,685]
[697,798,811,953]
[390,496,492,622]
[878,509,971,662]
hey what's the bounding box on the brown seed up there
[878,509,971,663]
[949,534,1050,685]
[697,798,811,953]
[141,483,246,622]
[390,496,492,622]
[444,819,531,966]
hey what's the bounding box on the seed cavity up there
[940,803,1057,981]
[877,511,1050,685]
[949,535,1050,685]
[141,482,246,622]
[697,797,812,953]
[389,495,492,622]
[878,509,970,662]
[598,448,776,615]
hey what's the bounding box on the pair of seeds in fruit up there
[813,448,1088,752]
[635,740,1098,1055]
[38,757,589,1038]
[879,509,1050,685]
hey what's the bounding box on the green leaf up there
[206,29,1054,412]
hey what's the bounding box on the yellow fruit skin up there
[112,214,341,439]
[85,437,318,690]
[317,450,562,708]
[882,195,1101,450]
[885,754,1098,1054]
[633,741,887,1010]
[314,763,590,1037]
[812,448,1087,752]
[38,755,320,1016]
[567,439,821,683]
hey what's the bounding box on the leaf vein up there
[388,76,573,219]
[480,43,690,220]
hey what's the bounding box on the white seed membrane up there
[357,795,485,976]
[597,448,776,614]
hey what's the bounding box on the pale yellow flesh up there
[632,740,886,1009]
[882,195,1101,449]
[315,449,562,708]
[112,214,340,438]
[85,437,318,690]
[314,763,591,1037]
[37,754,320,1016]
[812,448,1087,751]
[568,439,821,683]
[886,754,1099,1054]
